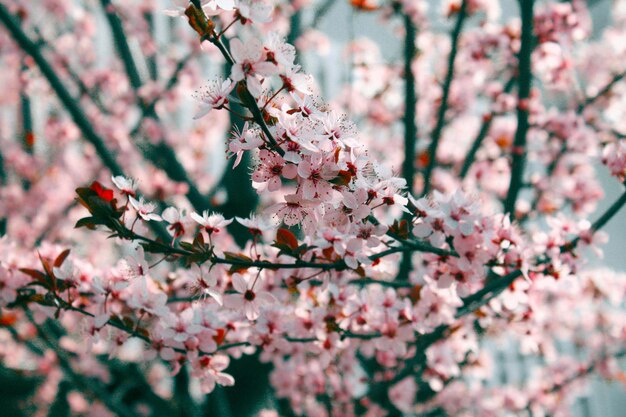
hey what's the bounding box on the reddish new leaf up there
[276,228,298,251]
[53,249,71,268]
[89,181,114,202]
[19,268,47,283]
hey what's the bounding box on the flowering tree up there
[0,0,625,416]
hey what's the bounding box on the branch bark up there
[503,0,535,215]
[397,13,418,282]
[422,0,467,196]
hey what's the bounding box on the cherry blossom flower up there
[190,354,235,393]
[0,263,27,304]
[161,207,187,239]
[252,150,298,192]
[112,176,138,197]
[602,141,626,182]
[268,194,315,227]
[230,38,277,97]
[225,272,276,320]
[193,79,234,119]
[163,0,234,17]
[2,1,626,414]
[121,243,150,279]
[161,309,203,343]
[296,153,337,200]
[228,123,264,168]
[129,196,162,221]
[237,0,273,25]
[190,211,233,235]
[125,276,169,317]
[52,260,79,288]
[205,0,235,13]
[235,214,276,237]
[162,0,192,17]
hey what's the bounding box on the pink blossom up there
[225,273,276,320]
[230,38,277,97]
[190,211,233,235]
[252,150,297,192]
[112,176,138,197]
[129,196,162,222]
[193,79,234,119]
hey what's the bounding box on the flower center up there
[244,290,256,301]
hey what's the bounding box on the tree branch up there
[100,0,214,212]
[0,4,124,177]
[503,0,535,215]
[459,76,515,179]
[578,70,626,112]
[422,0,468,196]
[398,13,418,282]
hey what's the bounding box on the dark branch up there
[422,0,468,196]
[503,0,535,215]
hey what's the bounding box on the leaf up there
[75,216,98,230]
[19,268,47,283]
[224,252,253,263]
[213,328,227,345]
[184,4,214,39]
[53,249,71,268]
[179,242,194,251]
[353,266,366,278]
[193,232,205,249]
[0,311,17,327]
[224,252,253,273]
[236,82,254,108]
[322,247,336,261]
[75,185,125,235]
[330,170,353,187]
[38,253,54,280]
[389,219,410,240]
[89,181,114,202]
[276,228,298,250]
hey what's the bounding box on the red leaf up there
[89,181,114,202]
[53,249,71,268]
[38,252,54,279]
[19,268,47,283]
[276,228,298,251]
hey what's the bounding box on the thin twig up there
[459,76,515,179]
[578,71,626,112]
[422,0,468,196]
